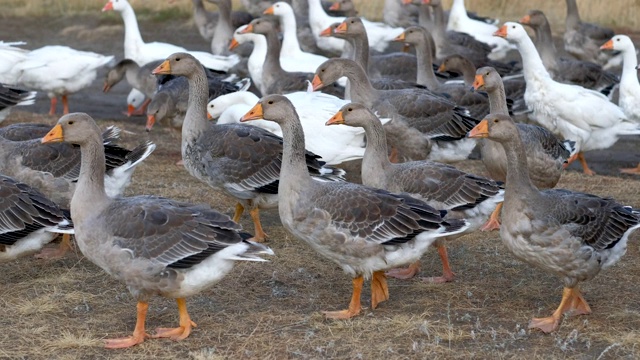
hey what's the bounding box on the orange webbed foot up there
[152,320,197,341]
[528,316,560,333]
[620,165,640,175]
[34,234,72,260]
[104,333,149,349]
[480,217,501,231]
[385,261,420,279]
[370,271,389,309]
[322,308,361,319]
[420,273,455,284]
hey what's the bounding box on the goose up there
[0,41,30,84]
[495,23,640,176]
[0,83,36,122]
[326,102,503,282]
[445,0,513,60]
[396,26,492,119]
[263,2,329,69]
[601,35,640,174]
[327,0,359,17]
[240,94,469,318]
[307,0,404,54]
[519,10,618,93]
[102,0,187,66]
[313,58,479,163]
[239,19,343,97]
[468,113,640,333]
[208,87,383,165]
[207,0,234,55]
[151,53,344,242]
[471,66,576,230]
[103,59,160,116]
[41,113,273,348]
[190,0,253,42]
[125,88,147,116]
[437,55,527,114]
[9,46,114,115]
[0,174,74,263]
[564,0,618,68]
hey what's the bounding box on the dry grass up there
[2,0,640,29]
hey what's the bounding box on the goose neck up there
[120,3,144,51]
[308,0,330,22]
[360,118,391,179]
[620,46,639,87]
[485,82,510,115]
[565,0,580,29]
[415,37,440,90]
[343,63,377,105]
[72,133,109,223]
[263,30,285,75]
[532,22,558,71]
[182,66,211,152]
[279,8,301,53]
[349,33,370,75]
[500,130,539,201]
[514,35,552,85]
[279,116,313,192]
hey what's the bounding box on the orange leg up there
[249,207,268,242]
[563,153,578,169]
[620,164,640,175]
[128,98,151,117]
[421,244,455,283]
[323,276,363,319]
[61,94,70,115]
[528,287,591,333]
[370,271,389,309]
[389,147,400,163]
[480,202,503,231]
[105,301,150,349]
[152,298,197,341]
[577,152,595,176]
[385,261,420,279]
[35,233,73,260]
[48,97,58,116]
[232,203,245,223]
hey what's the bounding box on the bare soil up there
[1,14,640,359]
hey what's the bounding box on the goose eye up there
[616,38,620,41]
[268,100,274,104]
[348,108,352,112]
[321,69,325,72]
[176,58,181,62]
[493,119,499,123]
[68,121,74,125]
[512,25,516,29]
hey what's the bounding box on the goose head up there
[42,113,101,146]
[102,0,128,12]
[263,2,292,16]
[334,17,366,37]
[468,113,517,143]
[320,23,346,39]
[145,92,174,131]
[240,95,296,126]
[394,26,428,46]
[330,0,356,13]
[600,35,634,52]
[326,103,375,128]
[471,66,501,93]
[493,22,529,43]
[239,18,276,36]
[152,53,201,79]
[312,58,355,91]
[207,92,256,119]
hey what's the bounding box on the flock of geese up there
[1,0,640,350]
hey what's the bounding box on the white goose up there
[601,35,640,174]
[496,23,640,176]
[10,46,114,115]
[446,0,513,60]
[0,41,30,84]
[208,86,383,165]
[308,0,404,54]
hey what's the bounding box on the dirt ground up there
[1,13,640,359]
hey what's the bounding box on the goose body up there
[240,94,469,318]
[0,83,36,122]
[41,113,272,348]
[469,113,640,333]
[0,41,30,84]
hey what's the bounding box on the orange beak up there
[207,112,213,120]
[42,124,64,144]
[393,32,406,42]
[146,114,156,132]
[437,63,447,73]
[401,0,413,4]
[600,39,614,50]
[493,25,508,38]
[127,104,136,117]
[240,103,264,122]
[422,0,430,4]
[325,111,345,126]
[335,22,348,34]
[229,38,240,50]
[472,74,485,91]
[311,74,324,91]
[102,1,113,11]
[263,5,274,15]
[239,24,254,34]
[320,26,334,37]
[329,2,341,11]
[519,14,531,25]
[468,119,489,138]
[102,82,111,93]
[151,60,171,75]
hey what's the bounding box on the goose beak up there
[102,1,113,12]
[151,60,171,75]
[207,112,213,120]
[263,5,274,15]
[335,22,348,34]
[146,114,156,132]
[401,0,413,4]
[437,63,447,73]
[42,124,64,144]
[325,111,345,126]
[127,104,136,117]
[239,24,254,34]
[311,75,324,91]
[102,82,111,93]
[471,74,485,92]
[519,15,531,25]
[493,25,508,38]
[600,39,614,50]
[393,32,406,42]
[329,2,341,11]
[229,38,240,50]
[320,26,334,37]
[468,119,489,138]
[422,0,431,4]
[241,103,264,122]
